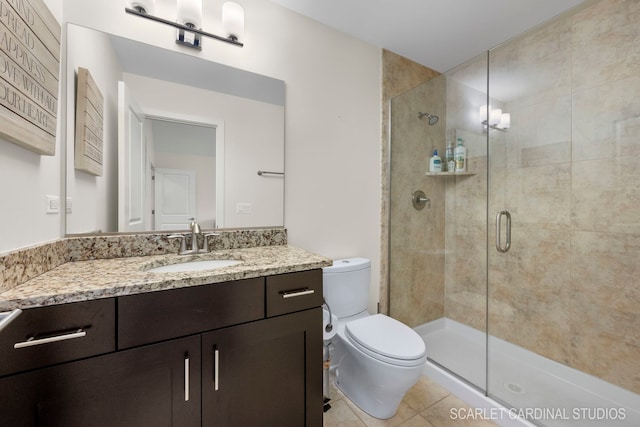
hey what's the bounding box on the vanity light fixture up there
[479,105,510,132]
[125,0,245,49]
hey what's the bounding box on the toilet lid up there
[345,314,426,364]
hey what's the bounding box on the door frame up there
[117,81,147,232]
[145,109,225,229]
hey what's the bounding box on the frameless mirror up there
[64,23,285,235]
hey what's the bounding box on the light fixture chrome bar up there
[125,7,244,47]
[481,120,508,132]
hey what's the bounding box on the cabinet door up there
[0,335,201,427]
[202,308,322,427]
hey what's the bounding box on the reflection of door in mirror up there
[154,168,197,230]
[146,117,221,230]
[118,81,221,232]
[118,81,147,232]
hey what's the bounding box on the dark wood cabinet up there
[202,308,322,427]
[0,298,115,376]
[0,335,201,426]
[117,277,264,349]
[0,269,323,426]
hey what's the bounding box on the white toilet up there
[323,258,427,419]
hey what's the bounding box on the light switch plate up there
[46,195,60,214]
[236,202,252,214]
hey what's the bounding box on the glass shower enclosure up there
[389,1,639,425]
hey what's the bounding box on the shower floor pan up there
[416,318,639,427]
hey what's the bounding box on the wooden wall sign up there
[74,67,104,176]
[0,0,60,155]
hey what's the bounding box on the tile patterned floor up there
[323,374,498,427]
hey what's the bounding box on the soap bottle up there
[445,141,454,172]
[429,149,442,173]
[454,137,466,172]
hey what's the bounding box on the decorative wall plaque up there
[0,0,61,155]
[74,67,104,176]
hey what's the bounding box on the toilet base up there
[335,350,424,419]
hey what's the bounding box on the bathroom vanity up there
[0,240,330,427]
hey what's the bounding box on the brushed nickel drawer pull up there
[281,288,315,299]
[14,329,86,349]
[214,348,220,391]
[184,355,190,401]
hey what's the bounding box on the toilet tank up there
[322,258,371,318]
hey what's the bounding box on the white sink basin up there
[147,259,241,273]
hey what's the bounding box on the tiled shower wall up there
[390,0,640,395]
[382,50,440,317]
[389,76,447,327]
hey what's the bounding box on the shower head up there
[418,112,439,125]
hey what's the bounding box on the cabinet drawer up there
[0,298,115,377]
[266,269,323,317]
[117,278,264,349]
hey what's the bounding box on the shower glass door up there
[388,53,489,392]
[485,2,640,425]
[437,53,489,392]
[485,19,576,416]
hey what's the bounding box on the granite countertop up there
[0,245,332,311]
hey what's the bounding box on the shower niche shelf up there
[425,171,476,177]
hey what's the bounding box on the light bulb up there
[177,0,202,28]
[489,108,502,126]
[127,0,155,14]
[498,113,510,129]
[222,2,244,41]
[479,105,490,123]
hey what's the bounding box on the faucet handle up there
[168,234,188,254]
[201,232,221,253]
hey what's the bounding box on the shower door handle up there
[496,210,511,253]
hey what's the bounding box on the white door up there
[154,168,197,230]
[118,81,147,232]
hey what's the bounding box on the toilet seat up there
[344,314,427,367]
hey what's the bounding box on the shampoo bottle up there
[454,137,466,172]
[445,141,454,172]
[429,149,442,173]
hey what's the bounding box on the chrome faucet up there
[190,219,202,252]
[168,219,220,255]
